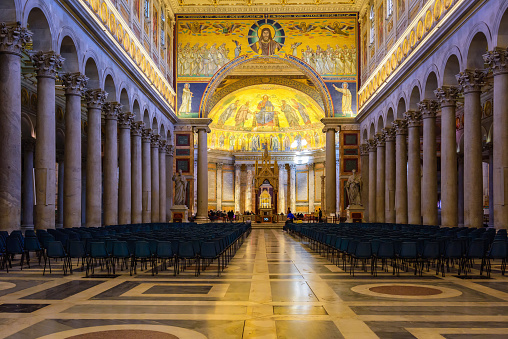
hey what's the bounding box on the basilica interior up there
[0,0,508,338]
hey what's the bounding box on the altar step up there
[250,222,285,229]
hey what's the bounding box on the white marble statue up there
[346,169,362,206]
[173,169,188,206]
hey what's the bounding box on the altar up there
[254,148,279,223]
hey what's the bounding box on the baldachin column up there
[360,144,370,221]
[289,164,297,213]
[405,110,422,224]
[195,124,211,222]
[392,119,408,224]
[151,134,160,222]
[131,121,144,224]
[384,127,396,223]
[484,48,508,229]
[62,73,87,228]
[159,141,167,222]
[31,51,64,229]
[368,139,377,222]
[85,89,107,227]
[142,128,152,223]
[103,102,121,226]
[0,23,31,232]
[435,86,459,227]
[419,99,439,225]
[456,69,487,228]
[118,112,134,224]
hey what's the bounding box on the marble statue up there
[173,169,188,206]
[346,169,362,206]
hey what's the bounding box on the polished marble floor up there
[1,229,508,338]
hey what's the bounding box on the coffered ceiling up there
[166,0,367,15]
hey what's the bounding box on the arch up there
[56,128,65,151]
[133,100,141,122]
[59,35,79,73]
[386,107,395,126]
[465,28,491,69]
[442,53,461,86]
[84,57,100,89]
[369,122,376,140]
[409,85,421,110]
[396,96,407,119]
[495,4,508,48]
[166,129,173,145]
[26,7,52,51]
[142,109,150,126]
[0,0,17,23]
[377,115,385,132]
[119,88,129,112]
[104,74,116,101]
[151,116,159,135]
[423,71,439,99]
[160,124,166,141]
[199,55,333,117]
[362,128,368,143]
[21,114,34,139]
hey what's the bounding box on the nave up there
[0,229,508,338]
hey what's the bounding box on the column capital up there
[216,162,223,170]
[383,126,396,141]
[0,23,32,56]
[456,69,488,94]
[374,132,385,147]
[320,117,341,133]
[483,47,508,76]
[360,143,370,156]
[61,72,88,96]
[142,128,152,142]
[308,162,315,170]
[434,86,460,107]
[246,164,254,171]
[234,163,241,170]
[417,99,439,119]
[367,139,377,151]
[404,110,422,128]
[151,134,160,148]
[130,121,145,136]
[392,119,408,135]
[289,163,297,171]
[166,145,174,156]
[84,89,108,109]
[158,140,167,152]
[278,163,285,170]
[30,51,64,78]
[118,112,134,129]
[102,102,122,120]
[188,118,212,133]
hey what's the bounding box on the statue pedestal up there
[171,205,189,223]
[346,205,365,223]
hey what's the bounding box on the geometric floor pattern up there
[1,229,508,338]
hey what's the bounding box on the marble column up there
[142,128,152,223]
[234,164,241,213]
[246,164,254,213]
[84,89,107,227]
[289,164,297,213]
[62,73,87,228]
[360,144,370,221]
[81,158,86,226]
[393,119,408,224]
[131,122,144,224]
[320,174,326,214]
[56,152,64,228]
[456,70,487,228]
[31,51,64,229]
[151,134,160,222]
[195,125,210,222]
[278,164,286,214]
[336,159,341,215]
[166,145,174,218]
[118,112,134,225]
[159,141,167,222]
[405,110,422,224]
[419,99,439,225]
[22,139,35,229]
[322,121,339,219]
[193,160,197,214]
[458,154,465,226]
[216,163,223,212]
[375,133,386,223]
[0,23,31,232]
[103,102,121,226]
[435,86,460,227]
[384,127,396,223]
[368,139,377,222]
[484,49,508,229]
[309,163,315,214]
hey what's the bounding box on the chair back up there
[46,241,66,258]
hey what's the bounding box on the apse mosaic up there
[207,84,326,152]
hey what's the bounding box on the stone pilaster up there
[85,89,107,227]
[456,69,487,228]
[118,112,134,225]
[484,48,508,229]
[246,164,254,213]
[405,110,422,224]
[321,118,340,219]
[32,51,64,229]
[435,86,460,227]
[278,164,286,214]
[62,72,87,228]
[309,163,315,214]
[289,164,297,214]
[131,121,144,223]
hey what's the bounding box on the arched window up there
[144,0,149,18]
[369,5,375,45]
[387,0,394,18]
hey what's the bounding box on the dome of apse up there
[208,84,325,152]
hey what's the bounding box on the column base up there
[56,224,63,229]
[21,224,34,232]
[194,216,209,224]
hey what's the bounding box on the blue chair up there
[156,241,175,275]
[420,242,441,276]
[375,241,396,275]
[486,241,507,277]
[67,240,86,273]
[5,235,27,270]
[200,241,219,276]
[111,241,130,274]
[23,236,42,268]
[131,241,152,275]
[350,241,372,276]
[44,241,68,275]
[177,241,198,276]
[463,239,486,276]
[442,240,463,277]
[397,242,418,276]
[86,242,111,277]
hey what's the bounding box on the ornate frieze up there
[483,47,508,76]
[434,86,460,107]
[61,72,88,96]
[0,23,32,56]
[456,69,487,94]
[84,89,108,109]
[30,51,64,78]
